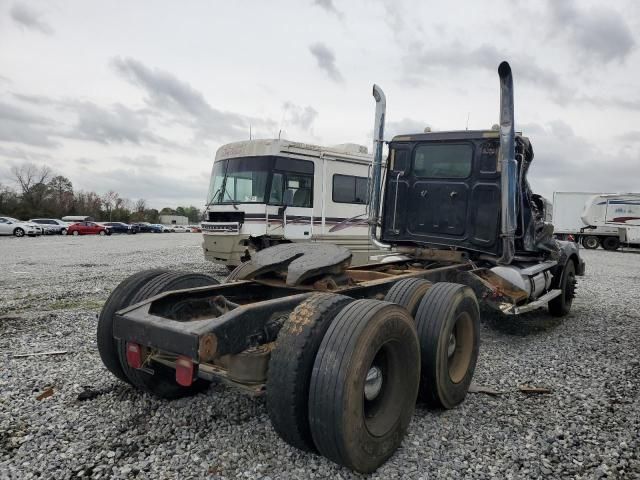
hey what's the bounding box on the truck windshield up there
[206,156,314,206]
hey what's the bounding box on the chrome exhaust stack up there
[369,84,391,250]
[497,61,517,265]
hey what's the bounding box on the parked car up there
[131,222,163,233]
[67,221,111,236]
[188,225,202,233]
[102,222,137,234]
[29,218,70,235]
[0,217,42,237]
[62,216,93,222]
[150,224,172,232]
[171,225,189,233]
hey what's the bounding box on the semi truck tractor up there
[97,62,584,473]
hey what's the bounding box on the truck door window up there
[479,141,499,174]
[390,149,410,172]
[413,144,472,178]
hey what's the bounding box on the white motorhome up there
[201,139,383,268]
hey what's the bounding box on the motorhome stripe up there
[222,217,368,225]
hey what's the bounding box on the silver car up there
[0,217,42,237]
[29,218,71,235]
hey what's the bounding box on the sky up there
[1,0,639,209]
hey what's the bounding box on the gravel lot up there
[1,234,639,479]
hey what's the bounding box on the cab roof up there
[391,130,525,143]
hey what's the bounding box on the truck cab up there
[381,131,551,259]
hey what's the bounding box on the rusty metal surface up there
[397,247,469,263]
[113,262,471,364]
[226,243,352,286]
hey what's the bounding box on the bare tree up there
[135,198,146,213]
[101,190,120,221]
[12,163,52,214]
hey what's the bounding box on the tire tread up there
[267,293,353,452]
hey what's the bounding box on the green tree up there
[0,183,19,216]
[48,175,74,217]
[144,208,159,223]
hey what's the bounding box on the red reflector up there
[126,342,143,369]
[175,356,194,387]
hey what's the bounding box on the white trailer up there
[552,192,640,250]
[580,193,640,250]
[201,139,385,269]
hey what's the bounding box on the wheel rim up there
[448,312,474,384]
[585,237,598,248]
[364,366,383,401]
[15,229,24,237]
[363,343,403,437]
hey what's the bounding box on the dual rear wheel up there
[268,280,480,473]
[99,271,479,473]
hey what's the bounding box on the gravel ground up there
[1,234,639,479]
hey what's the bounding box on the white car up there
[0,217,43,237]
[171,225,189,233]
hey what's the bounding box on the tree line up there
[1,164,202,223]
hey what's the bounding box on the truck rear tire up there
[267,293,353,452]
[602,236,620,251]
[308,300,420,473]
[117,271,219,399]
[582,236,599,249]
[384,278,432,317]
[97,269,168,383]
[548,260,576,317]
[414,283,479,409]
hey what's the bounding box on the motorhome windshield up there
[208,157,269,204]
[207,156,314,206]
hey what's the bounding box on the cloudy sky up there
[1,0,639,208]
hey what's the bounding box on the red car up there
[67,221,111,236]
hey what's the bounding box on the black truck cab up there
[381,130,547,259]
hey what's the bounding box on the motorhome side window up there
[269,158,314,208]
[333,174,369,204]
[413,143,473,178]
